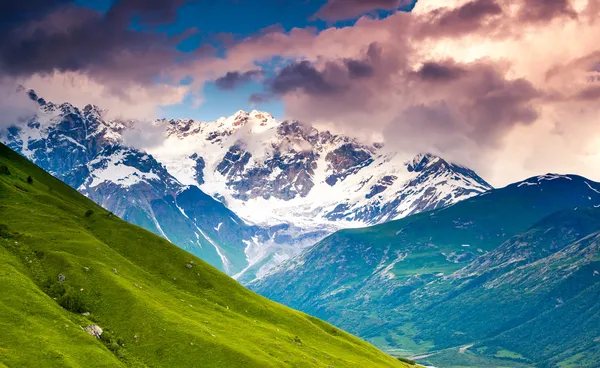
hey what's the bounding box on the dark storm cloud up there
[269,61,340,95]
[260,42,380,98]
[312,0,412,21]
[518,0,577,23]
[344,43,381,78]
[390,61,542,147]
[575,86,600,101]
[0,0,200,84]
[418,0,503,38]
[249,92,273,104]
[415,61,467,82]
[0,0,71,32]
[214,70,264,90]
[344,59,374,78]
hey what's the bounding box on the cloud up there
[269,61,341,95]
[0,0,207,121]
[259,42,382,98]
[278,57,540,159]
[414,61,467,81]
[214,69,263,90]
[19,72,188,121]
[518,0,577,23]
[0,2,193,84]
[4,0,600,185]
[0,82,39,128]
[417,0,504,39]
[0,0,71,33]
[575,85,600,100]
[201,0,600,185]
[312,0,413,21]
[397,60,541,148]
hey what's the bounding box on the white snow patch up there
[518,181,537,187]
[88,152,159,188]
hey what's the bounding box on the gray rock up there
[84,324,103,338]
[58,273,66,282]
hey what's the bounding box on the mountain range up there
[252,174,600,367]
[0,90,491,282]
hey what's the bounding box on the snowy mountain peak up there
[152,113,492,229]
[406,153,438,172]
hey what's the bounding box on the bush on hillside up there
[0,165,10,175]
[58,286,87,313]
[84,209,94,218]
[100,330,125,351]
[0,224,10,238]
[47,282,88,313]
[26,175,33,184]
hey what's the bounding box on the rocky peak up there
[166,118,202,138]
[277,120,319,144]
[249,110,273,121]
[406,153,438,172]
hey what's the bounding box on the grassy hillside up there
[0,143,411,368]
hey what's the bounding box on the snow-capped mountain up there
[1,91,326,279]
[148,110,492,230]
[1,90,491,282]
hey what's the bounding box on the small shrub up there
[397,356,416,365]
[292,336,303,346]
[26,175,33,184]
[47,282,87,313]
[57,286,87,313]
[48,282,67,297]
[100,330,114,344]
[0,224,10,238]
[100,330,125,353]
[0,165,10,175]
[84,209,94,218]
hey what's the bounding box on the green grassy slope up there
[0,143,411,368]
